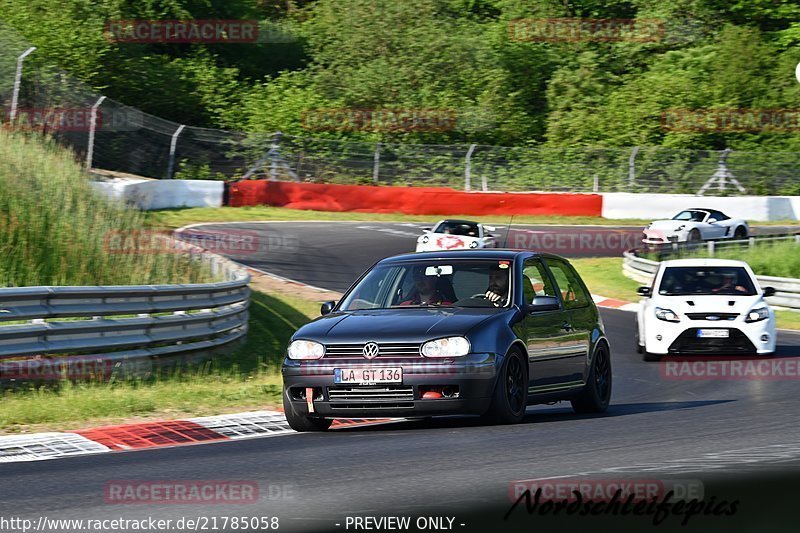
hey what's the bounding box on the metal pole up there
[9,47,36,124]
[465,144,476,191]
[628,146,639,189]
[373,142,381,183]
[166,124,186,179]
[593,174,599,193]
[85,96,106,170]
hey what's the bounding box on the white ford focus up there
[636,258,776,361]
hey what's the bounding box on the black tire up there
[635,325,644,354]
[481,349,527,425]
[642,351,661,362]
[688,229,702,242]
[733,226,747,239]
[283,390,333,432]
[571,343,612,414]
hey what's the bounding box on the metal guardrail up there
[623,250,800,311]
[0,237,250,382]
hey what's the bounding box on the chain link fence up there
[2,21,799,196]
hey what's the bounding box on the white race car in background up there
[415,219,498,252]
[636,258,776,361]
[642,209,749,246]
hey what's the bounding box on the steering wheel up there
[470,293,488,299]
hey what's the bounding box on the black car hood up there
[294,307,507,343]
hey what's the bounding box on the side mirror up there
[637,287,652,297]
[484,225,496,232]
[763,287,776,297]
[421,227,431,232]
[526,296,560,313]
[320,301,336,316]
[708,219,717,223]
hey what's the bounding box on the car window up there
[672,210,706,222]
[435,221,479,237]
[545,258,591,309]
[658,266,756,296]
[522,259,557,303]
[339,259,513,310]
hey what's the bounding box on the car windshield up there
[339,259,513,310]
[434,221,479,237]
[672,210,707,222]
[658,266,757,296]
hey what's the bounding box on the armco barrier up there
[0,237,250,382]
[228,180,603,216]
[622,250,800,311]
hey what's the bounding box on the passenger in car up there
[400,268,453,306]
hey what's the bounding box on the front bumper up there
[282,354,498,418]
[643,317,776,355]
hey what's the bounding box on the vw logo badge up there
[363,342,380,359]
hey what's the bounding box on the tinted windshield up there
[434,221,480,237]
[658,266,757,296]
[339,259,513,310]
[672,210,707,222]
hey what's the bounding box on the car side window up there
[522,259,556,303]
[545,259,590,309]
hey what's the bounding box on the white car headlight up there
[421,336,470,357]
[745,307,769,323]
[287,340,325,360]
[655,307,680,322]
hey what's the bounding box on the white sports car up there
[415,219,498,252]
[642,209,749,246]
[636,258,776,361]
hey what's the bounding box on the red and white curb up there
[592,294,639,312]
[0,411,402,463]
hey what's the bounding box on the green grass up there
[0,129,209,285]
[656,240,800,279]
[0,288,319,433]
[571,257,642,301]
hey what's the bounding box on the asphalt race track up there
[176,221,799,292]
[2,222,800,533]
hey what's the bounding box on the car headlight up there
[421,235,429,244]
[745,307,769,323]
[421,336,470,357]
[469,241,478,248]
[287,340,325,360]
[655,307,680,322]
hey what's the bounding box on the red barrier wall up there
[228,181,602,216]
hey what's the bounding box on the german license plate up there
[334,368,402,385]
[697,329,729,338]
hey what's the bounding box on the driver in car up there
[400,268,452,306]
[485,263,510,306]
[711,271,748,294]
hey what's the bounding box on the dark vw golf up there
[282,250,612,431]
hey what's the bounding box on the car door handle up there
[562,321,573,331]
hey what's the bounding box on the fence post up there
[269,131,283,181]
[373,142,381,183]
[9,47,36,124]
[593,174,599,193]
[85,95,106,170]
[166,124,186,179]
[707,241,715,256]
[628,146,639,190]
[465,144,476,191]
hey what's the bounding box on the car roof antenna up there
[501,215,515,249]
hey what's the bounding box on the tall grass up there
[0,129,210,285]
[679,241,800,279]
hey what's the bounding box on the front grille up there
[328,386,414,402]
[324,343,422,359]
[668,329,755,354]
[685,313,739,321]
